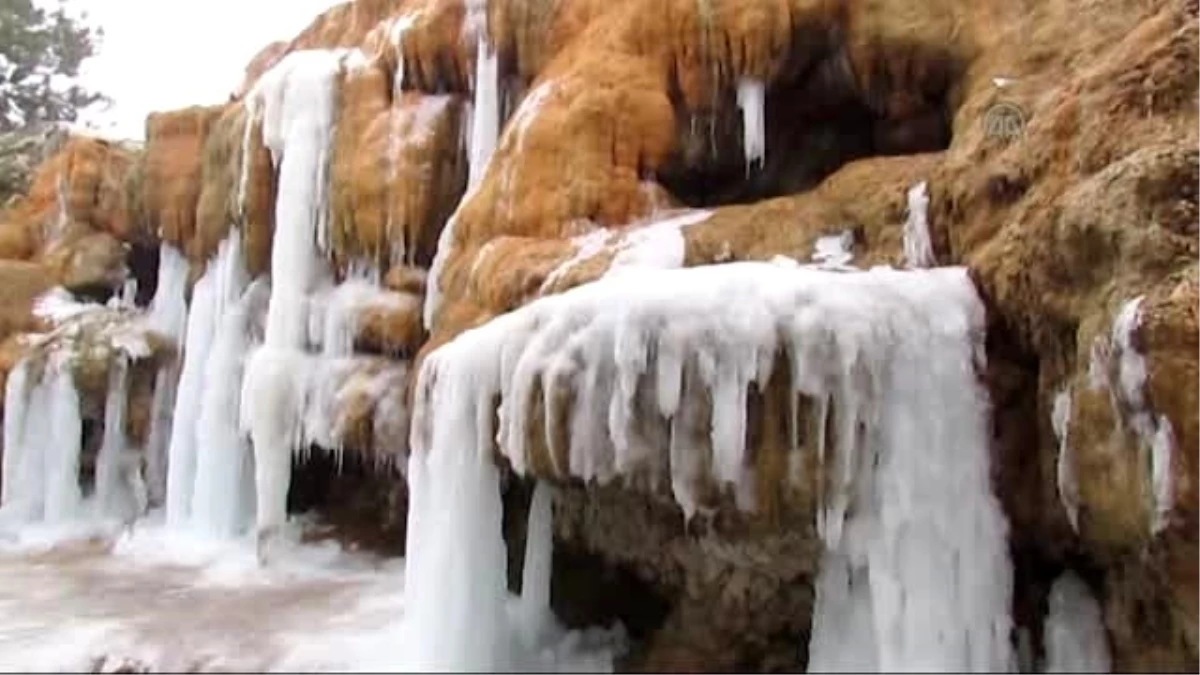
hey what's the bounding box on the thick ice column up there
[143,244,191,505]
[95,355,133,521]
[1,359,31,511]
[402,342,512,671]
[518,481,555,644]
[191,280,262,538]
[42,359,83,523]
[164,235,250,531]
[243,50,345,552]
[164,272,219,527]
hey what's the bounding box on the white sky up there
[63,0,343,140]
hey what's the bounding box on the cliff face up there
[0,0,1195,670]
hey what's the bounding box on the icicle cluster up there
[409,260,1014,671]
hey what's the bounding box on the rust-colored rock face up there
[0,0,1195,670]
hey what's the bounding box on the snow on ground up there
[0,515,406,672]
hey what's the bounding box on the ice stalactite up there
[423,13,501,329]
[386,14,417,267]
[736,78,766,171]
[903,181,935,268]
[1043,572,1111,673]
[517,481,555,645]
[40,357,84,523]
[164,236,250,531]
[143,244,191,506]
[1,359,33,520]
[1052,387,1080,532]
[190,279,267,538]
[404,335,512,671]
[241,49,347,551]
[408,261,1011,671]
[95,354,143,524]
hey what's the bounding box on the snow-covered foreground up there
[0,516,624,673]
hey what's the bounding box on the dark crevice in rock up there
[287,451,407,557]
[126,242,160,308]
[659,39,960,208]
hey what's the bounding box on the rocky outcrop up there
[0,0,1195,671]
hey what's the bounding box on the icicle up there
[95,355,133,521]
[42,356,83,523]
[141,244,191,506]
[401,343,511,671]
[164,236,249,530]
[238,49,348,549]
[736,78,766,172]
[1052,388,1080,532]
[903,181,935,268]
[1044,572,1111,673]
[518,481,555,645]
[423,24,501,330]
[190,279,262,538]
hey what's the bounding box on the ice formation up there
[812,230,856,269]
[736,77,766,171]
[423,15,502,329]
[1052,387,1080,532]
[1044,572,1111,673]
[165,236,252,531]
[1,352,83,524]
[903,181,935,268]
[95,354,144,524]
[410,260,1013,671]
[240,49,347,545]
[1090,297,1175,535]
[143,244,192,504]
[541,210,712,292]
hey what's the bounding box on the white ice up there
[165,236,252,532]
[736,78,766,171]
[1106,297,1175,535]
[812,230,856,269]
[541,210,712,292]
[423,26,501,330]
[413,260,1012,671]
[0,352,84,526]
[1051,387,1080,532]
[1044,572,1111,673]
[903,181,935,268]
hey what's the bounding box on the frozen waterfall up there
[407,261,1014,672]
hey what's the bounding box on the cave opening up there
[658,36,961,208]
